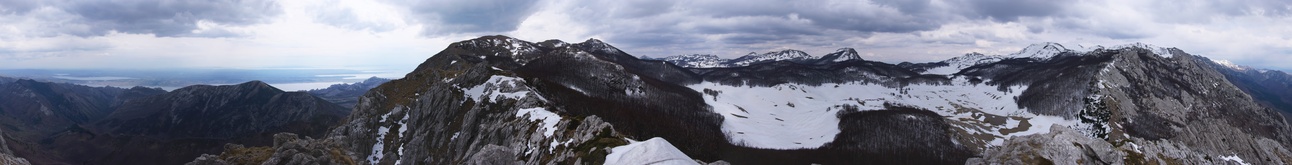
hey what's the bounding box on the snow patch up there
[1007,42,1068,60]
[367,107,410,164]
[1220,154,1250,165]
[1109,43,1176,58]
[462,75,531,103]
[517,107,562,137]
[1213,59,1247,71]
[604,138,698,165]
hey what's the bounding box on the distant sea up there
[0,68,405,91]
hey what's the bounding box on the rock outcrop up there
[0,129,31,165]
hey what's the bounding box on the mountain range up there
[168,35,1292,165]
[308,77,392,109]
[0,79,352,165]
[1,35,1290,164]
[644,48,863,68]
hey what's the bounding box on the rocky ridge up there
[650,48,865,68]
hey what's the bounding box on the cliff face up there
[0,129,32,165]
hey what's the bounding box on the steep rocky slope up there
[1212,62,1292,117]
[0,79,165,164]
[192,36,1292,165]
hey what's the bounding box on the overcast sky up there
[1,0,1290,72]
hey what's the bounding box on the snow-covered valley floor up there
[689,77,1081,149]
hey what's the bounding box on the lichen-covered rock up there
[968,125,1125,165]
[188,133,359,165]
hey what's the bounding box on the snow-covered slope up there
[921,53,1003,75]
[690,77,1079,149]
[1006,42,1071,60]
[604,137,698,165]
[816,48,862,63]
[655,54,732,68]
[727,49,816,66]
[1105,42,1178,58]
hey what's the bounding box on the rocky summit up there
[181,35,1292,165]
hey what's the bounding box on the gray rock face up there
[970,47,1292,164]
[0,129,31,165]
[968,125,1126,165]
[192,36,632,164]
[1098,48,1292,164]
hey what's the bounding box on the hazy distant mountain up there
[0,78,165,164]
[1211,60,1292,117]
[0,78,348,165]
[308,77,391,109]
[649,48,864,68]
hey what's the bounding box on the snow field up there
[690,77,1081,149]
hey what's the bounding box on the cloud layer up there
[1,0,1290,71]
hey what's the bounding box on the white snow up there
[548,139,573,152]
[828,48,861,62]
[462,75,531,103]
[1127,142,1142,153]
[1109,43,1176,58]
[367,107,410,164]
[923,53,1003,75]
[604,137,699,165]
[923,66,963,75]
[729,50,816,66]
[689,77,1081,149]
[1213,59,1247,71]
[516,107,562,137]
[1006,42,1068,60]
[1220,154,1250,165]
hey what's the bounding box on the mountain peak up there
[1213,59,1250,71]
[238,80,270,87]
[1108,42,1178,57]
[726,49,817,66]
[538,39,569,49]
[1006,42,1070,60]
[819,48,862,62]
[573,38,625,55]
[581,38,607,45]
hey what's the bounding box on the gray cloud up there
[386,0,540,35]
[966,0,1066,22]
[0,0,40,14]
[1,0,281,37]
